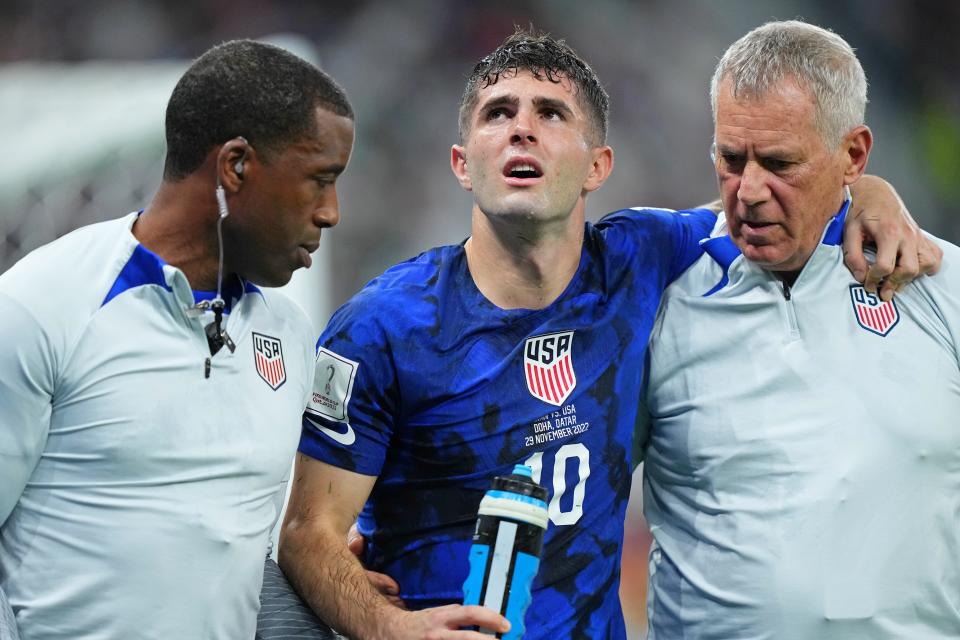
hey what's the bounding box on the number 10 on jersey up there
[523,443,590,526]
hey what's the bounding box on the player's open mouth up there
[503,157,543,185]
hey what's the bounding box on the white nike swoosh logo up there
[305,414,356,446]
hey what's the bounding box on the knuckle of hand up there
[874,258,895,274]
[879,220,899,235]
[896,262,918,276]
[900,221,919,237]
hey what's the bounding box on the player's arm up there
[845,175,942,300]
[279,454,510,640]
[0,293,53,525]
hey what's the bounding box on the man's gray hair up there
[710,20,867,148]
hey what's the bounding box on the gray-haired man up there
[642,20,960,639]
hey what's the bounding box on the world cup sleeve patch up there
[849,284,900,336]
[308,347,359,422]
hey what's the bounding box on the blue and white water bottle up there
[462,464,549,639]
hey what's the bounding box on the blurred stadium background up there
[2,0,956,636]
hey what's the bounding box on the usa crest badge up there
[849,285,899,337]
[524,330,576,406]
[253,332,286,390]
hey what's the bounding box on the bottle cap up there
[492,466,548,501]
[511,464,533,478]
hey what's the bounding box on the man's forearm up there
[279,524,399,640]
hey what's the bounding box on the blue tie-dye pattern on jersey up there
[299,207,715,638]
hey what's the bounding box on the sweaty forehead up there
[477,68,578,103]
[460,66,604,144]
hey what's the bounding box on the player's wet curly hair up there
[163,40,354,180]
[458,28,609,146]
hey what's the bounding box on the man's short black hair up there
[458,28,609,146]
[163,40,354,180]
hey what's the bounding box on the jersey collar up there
[699,194,852,297]
[102,215,262,309]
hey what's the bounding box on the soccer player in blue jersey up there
[0,41,353,640]
[277,30,937,639]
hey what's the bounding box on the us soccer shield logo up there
[253,332,286,390]
[849,285,899,337]
[524,331,576,406]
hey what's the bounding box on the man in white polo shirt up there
[643,20,960,639]
[0,40,354,639]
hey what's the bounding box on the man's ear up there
[842,125,873,186]
[583,145,614,193]
[216,137,253,193]
[450,145,472,191]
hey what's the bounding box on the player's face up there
[714,78,851,273]
[229,106,354,287]
[452,69,609,225]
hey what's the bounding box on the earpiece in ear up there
[231,136,248,177]
[215,184,229,219]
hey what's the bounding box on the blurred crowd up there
[1,0,957,304]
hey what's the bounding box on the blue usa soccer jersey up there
[299,207,714,637]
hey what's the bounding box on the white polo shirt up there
[0,213,316,639]
[642,209,960,639]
